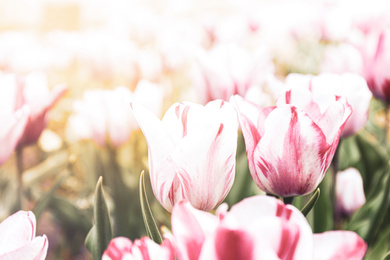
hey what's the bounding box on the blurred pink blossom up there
[0,211,48,260]
[0,72,67,148]
[102,236,174,260]
[171,196,367,260]
[130,100,238,212]
[67,81,164,148]
[320,44,364,75]
[232,89,351,197]
[336,168,366,217]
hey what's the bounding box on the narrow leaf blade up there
[301,188,320,217]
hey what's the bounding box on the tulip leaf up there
[85,176,113,260]
[382,251,390,260]
[139,171,162,244]
[301,188,320,216]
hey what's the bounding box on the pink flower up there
[66,82,164,148]
[0,211,48,260]
[231,91,351,197]
[335,168,366,217]
[0,107,29,165]
[285,73,372,137]
[0,72,67,147]
[172,196,367,260]
[191,44,274,104]
[130,100,238,212]
[354,29,390,103]
[102,236,174,260]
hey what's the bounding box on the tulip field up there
[2,0,390,259]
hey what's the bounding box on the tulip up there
[232,91,351,197]
[0,72,67,148]
[0,107,29,165]
[102,236,174,260]
[67,81,164,148]
[285,73,372,137]
[0,211,48,260]
[335,168,366,217]
[130,99,238,212]
[171,195,367,260]
[354,29,390,103]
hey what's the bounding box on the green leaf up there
[382,251,390,260]
[139,171,162,244]
[85,176,112,260]
[33,171,68,221]
[301,188,320,217]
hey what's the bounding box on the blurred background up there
[1,0,390,259]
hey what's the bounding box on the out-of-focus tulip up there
[102,236,174,260]
[130,99,238,212]
[285,73,372,137]
[0,211,48,260]
[66,81,164,148]
[0,107,29,165]
[232,91,351,197]
[353,29,390,103]
[191,44,274,104]
[171,195,367,260]
[0,72,67,148]
[335,168,366,217]
[320,44,364,75]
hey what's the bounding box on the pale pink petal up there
[102,237,133,260]
[130,101,176,203]
[0,235,48,260]
[0,107,29,165]
[0,211,36,255]
[254,106,330,196]
[171,201,218,260]
[313,231,367,260]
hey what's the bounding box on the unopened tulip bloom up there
[285,73,372,137]
[335,168,366,217]
[0,72,67,147]
[0,107,29,165]
[130,100,238,212]
[172,196,367,260]
[232,91,351,197]
[102,236,174,260]
[0,211,48,260]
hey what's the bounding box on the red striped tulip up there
[335,168,366,217]
[171,195,367,260]
[232,91,352,197]
[0,211,48,260]
[130,100,238,212]
[102,237,174,260]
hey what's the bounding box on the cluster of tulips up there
[1,0,390,259]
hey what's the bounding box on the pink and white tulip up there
[0,72,67,147]
[335,168,366,217]
[130,100,238,212]
[0,211,48,260]
[171,195,367,260]
[232,91,351,197]
[285,73,372,137]
[102,236,174,260]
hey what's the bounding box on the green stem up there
[16,147,24,211]
[331,139,342,229]
[283,196,294,205]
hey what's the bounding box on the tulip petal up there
[0,235,48,260]
[254,106,330,196]
[171,201,218,260]
[0,211,36,255]
[130,101,176,202]
[313,231,367,260]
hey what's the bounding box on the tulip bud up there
[335,168,366,217]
